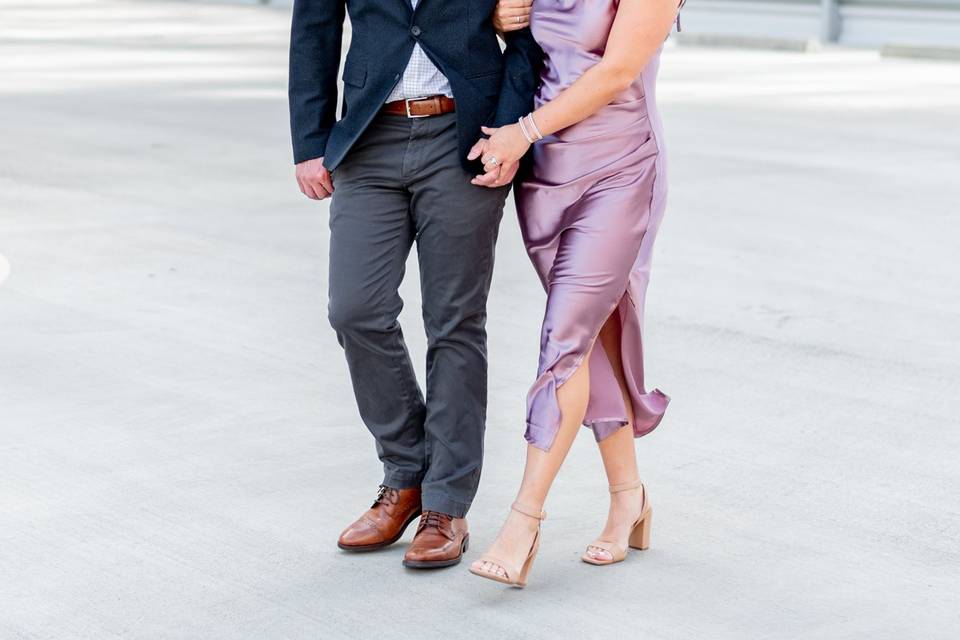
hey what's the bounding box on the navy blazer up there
[289,0,542,171]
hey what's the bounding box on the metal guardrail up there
[680,0,960,49]
[210,0,958,53]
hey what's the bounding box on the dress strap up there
[675,0,687,32]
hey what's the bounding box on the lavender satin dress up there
[516,0,670,450]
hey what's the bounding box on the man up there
[288,0,541,569]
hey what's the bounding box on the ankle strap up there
[511,501,546,520]
[609,479,643,494]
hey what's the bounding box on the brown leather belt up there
[382,95,456,118]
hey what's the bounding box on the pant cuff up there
[383,469,424,490]
[421,491,471,518]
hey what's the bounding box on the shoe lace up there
[372,485,399,508]
[417,510,452,537]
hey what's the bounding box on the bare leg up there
[585,311,646,562]
[470,344,594,578]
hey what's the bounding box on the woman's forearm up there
[527,0,678,138]
[530,61,637,137]
[471,0,679,183]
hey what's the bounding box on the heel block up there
[627,509,652,550]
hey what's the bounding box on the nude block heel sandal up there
[469,501,545,588]
[582,479,651,565]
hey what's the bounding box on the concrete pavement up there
[2,1,959,638]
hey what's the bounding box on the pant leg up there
[405,113,509,517]
[327,116,426,490]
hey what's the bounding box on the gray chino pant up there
[327,112,508,518]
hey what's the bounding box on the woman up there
[467,0,681,587]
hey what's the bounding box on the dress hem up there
[525,387,669,452]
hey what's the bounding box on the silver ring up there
[515,16,521,24]
[485,156,499,167]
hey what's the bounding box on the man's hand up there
[295,157,334,200]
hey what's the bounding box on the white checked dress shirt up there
[385,0,453,102]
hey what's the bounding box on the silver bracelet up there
[517,116,535,144]
[526,112,544,141]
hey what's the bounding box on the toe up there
[479,560,504,577]
[474,560,499,577]
[587,546,611,561]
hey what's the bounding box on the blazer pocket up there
[342,63,367,88]
[467,70,502,97]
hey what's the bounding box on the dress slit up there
[523,278,668,451]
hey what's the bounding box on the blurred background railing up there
[678,0,960,52]
[219,0,959,55]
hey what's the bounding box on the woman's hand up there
[467,124,531,187]
[492,0,533,33]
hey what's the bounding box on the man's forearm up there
[492,29,542,127]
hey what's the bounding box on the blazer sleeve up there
[492,28,543,128]
[288,0,347,164]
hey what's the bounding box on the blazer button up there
[410,25,422,37]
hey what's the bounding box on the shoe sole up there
[401,534,469,569]
[337,510,421,552]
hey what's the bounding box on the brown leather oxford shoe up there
[337,485,422,552]
[402,511,469,569]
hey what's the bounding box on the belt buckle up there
[405,96,432,119]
